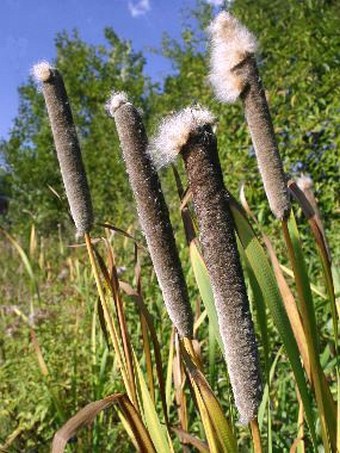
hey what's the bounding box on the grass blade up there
[117,394,157,452]
[30,329,65,423]
[240,189,336,448]
[134,250,156,404]
[51,393,155,452]
[262,235,311,381]
[173,335,189,442]
[285,211,336,450]
[228,200,317,448]
[119,280,169,427]
[258,346,283,431]
[239,243,270,378]
[280,264,327,300]
[133,350,173,453]
[166,329,175,416]
[96,239,138,407]
[181,343,237,453]
[288,180,337,345]
[189,240,224,353]
[2,229,41,305]
[84,233,132,402]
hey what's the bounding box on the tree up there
[2,0,339,254]
[153,0,339,253]
[2,28,153,234]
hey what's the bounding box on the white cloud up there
[128,0,151,17]
[206,0,225,5]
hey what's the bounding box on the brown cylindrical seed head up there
[149,105,262,423]
[238,57,290,220]
[107,93,194,338]
[33,61,93,234]
[181,124,262,424]
[208,12,291,220]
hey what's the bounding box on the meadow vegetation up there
[0,0,339,451]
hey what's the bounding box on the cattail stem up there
[107,244,138,410]
[307,219,338,325]
[250,419,262,453]
[291,178,331,258]
[174,333,189,438]
[281,220,318,356]
[281,220,335,450]
[296,175,326,238]
[289,179,337,342]
[84,233,137,406]
[107,93,193,339]
[33,62,93,234]
[181,337,201,370]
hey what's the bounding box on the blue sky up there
[0,0,223,140]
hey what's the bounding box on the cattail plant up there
[208,15,336,446]
[33,63,140,406]
[208,12,290,221]
[106,92,194,339]
[296,173,331,261]
[32,61,93,234]
[150,105,263,426]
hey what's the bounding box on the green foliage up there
[0,0,339,451]
[155,0,339,250]
[2,28,152,234]
[2,0,339,250]
[0,234,131,451]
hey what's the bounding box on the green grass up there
[0,188,337,452]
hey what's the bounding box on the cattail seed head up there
[33,61,93,234]
[151,107,262,424]
[150,106,215,169]
[208,12,291,221]
[296,174,331,261]
[296,174,318,214]
[32,60,53,83]
[208,11,257,103]
[106,91,129,115]
[296,174,313,192]
[107,92,194,338]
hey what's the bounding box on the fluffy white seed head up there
[149,106,215,169]
[297,174,313,191]
[32,61,53,83]
[208,11,257,103]
[106,91,130,116]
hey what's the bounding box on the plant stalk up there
[250,419,262,453]
[282,220,334,450]
[84,233,137,406]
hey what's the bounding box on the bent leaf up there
[52,393,155,452]
[181,344,237,453]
